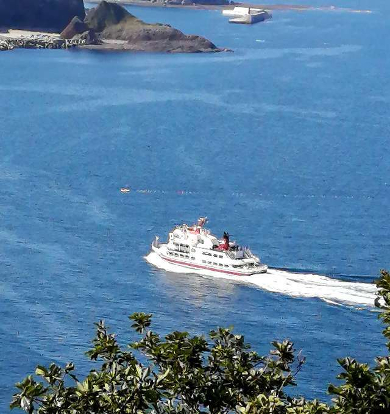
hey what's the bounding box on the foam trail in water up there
[145,252,377,308]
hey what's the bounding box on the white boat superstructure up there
[222,7,272,24]
[222,6,264,17]
[149,218,268,276]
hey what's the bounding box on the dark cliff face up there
[0,0,85,32]
[60,16,89,39]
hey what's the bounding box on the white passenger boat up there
[149,218,268,276]
[222,6,263,17]
[222,7,272,24]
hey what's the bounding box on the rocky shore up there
[0,31,87,52]
[0,0,229,53]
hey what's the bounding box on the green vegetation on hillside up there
[11,271,390,413]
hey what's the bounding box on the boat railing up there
[244,249,253,258]
[226,249,245,259]
[226,250,235,259]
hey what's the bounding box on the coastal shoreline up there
[0,30,229,53]
[85,0,372,13]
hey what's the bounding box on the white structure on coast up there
[222,6,272,24]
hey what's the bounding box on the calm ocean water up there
[1,1,389,410]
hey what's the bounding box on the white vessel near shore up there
[222,7,272,24]
[148,218,268,276]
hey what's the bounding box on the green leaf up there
[35,365,47,377]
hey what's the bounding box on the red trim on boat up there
[161,255,253,276]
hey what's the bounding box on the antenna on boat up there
[197,217,207,227]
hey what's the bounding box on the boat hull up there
[149,245,268,277]
[222,7,272,24]
[229,13,269,24]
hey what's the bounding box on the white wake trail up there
[145,252,377,308]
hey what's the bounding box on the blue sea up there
[1,0,389,410]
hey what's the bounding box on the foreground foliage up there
[11,271,390,413]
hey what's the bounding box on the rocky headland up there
[82,1,225,52]
[0,0,228,53]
